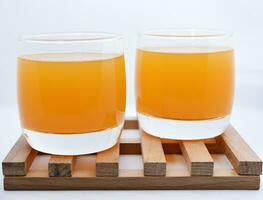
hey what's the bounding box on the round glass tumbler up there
[18,33,126,155]
[136,29,234,139]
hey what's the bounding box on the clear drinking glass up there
[18,32,126,155]
[136,28,234,139]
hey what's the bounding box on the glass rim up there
[20,32,123,44]
[139,28,232,39]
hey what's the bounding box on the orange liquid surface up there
[18,53,126,134]
[136,47,234,120]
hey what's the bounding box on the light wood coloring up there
[180,141,214,176]
[2,135,37,176]
[48,155,75,177]
[96,142,120,177]
[216,125,262,175]
[141,131,166,176]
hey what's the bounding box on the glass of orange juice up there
[18,32,126,155]
[136,29,234,139]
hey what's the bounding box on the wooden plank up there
[2,121,262,190]
[216,125,262,175]
[4,154,260,190]
[96,143,120,177]
[205,143,223,154]
[162,138,223,154]
[180,141,214,176]
[2,135,37,176]
[120,138,222,155]
[120,138,141,154]
[162,143,182,154]
[4,174,260,190]
[124,117,138,129]
[141,131,166,176]
[161,138,217,144]
[48,156,74,177]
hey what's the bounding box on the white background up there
[0,0,263,199]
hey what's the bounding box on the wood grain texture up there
[2,119,262,190]
[120,138,222,155]
[216,125,262,175]
[96,143,120,177]
[3,153,261,190]
[2,135,37,176]
[48,156,74,177]
[141,131,166,176]
[124,117,138,129]
[180,141,214,176]
[4,173,260,190]
[120,138,142,154]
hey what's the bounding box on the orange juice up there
[136,47,234,120]
[18,53,126,134]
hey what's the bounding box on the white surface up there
[23,122,123,155]
[138,113,230,139]
[0,0,263,199]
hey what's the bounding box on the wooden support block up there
[4,174,260,190]
[48,156,74,177]
[96,143,120,177]
[216,125,262,175]
[141,131,166,176]
[180,141,214,176]
[2,135,37,176]
[120,138,142,154]
[124,117,138,129]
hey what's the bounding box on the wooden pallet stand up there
[2,118,262,190]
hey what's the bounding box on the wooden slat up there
[124,117,138,129]
[161,138,217,144]
[180,141,214,176]
[96,143,120,177]
[2,120,262,190]
[120,138,222,155]
[120,138,142,154]
[216,125,262,175]
[3,153,261,190]
[2,135,37,176]
[48,156,74,177]
[4,174,260,190]
[141,131,166,176]
[161,138,223,153]
[205,143,223,154]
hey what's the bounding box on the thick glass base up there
[138,112,230,140]
[23,123,123,155]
